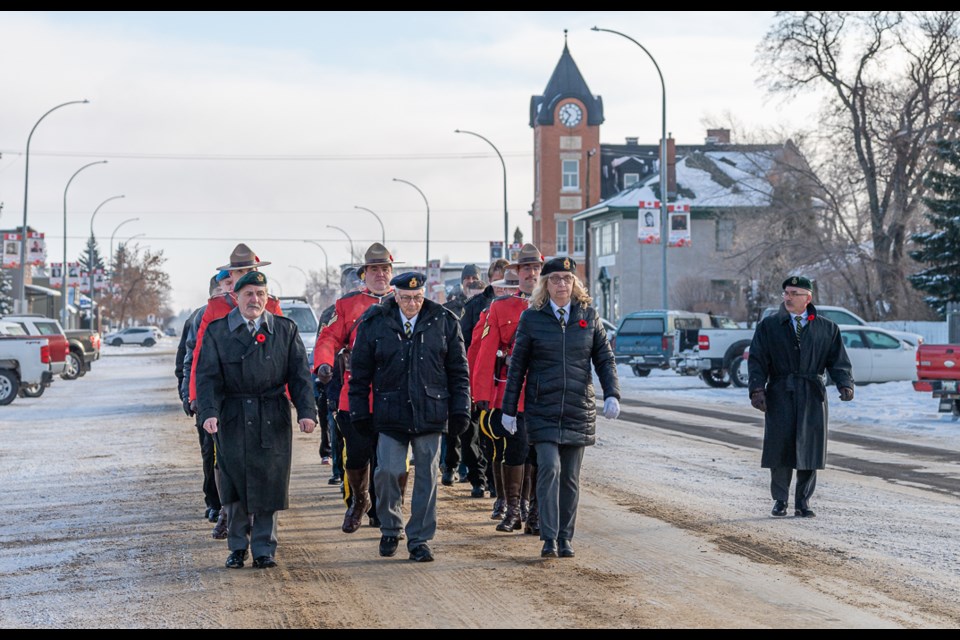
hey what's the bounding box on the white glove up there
[603,397,620,420]
[501,413,517,435]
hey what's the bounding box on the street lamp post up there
[303,240,330,289]
[592,26,669,309]
[17,99,89,312]
[327,225,355,264]
[455,129,509,250]
[62,160,108,327]
[90,194,125,238]
[392,178,430,268]
[290,265,309,293]
[353,206,385,245]
[109,218,140,270]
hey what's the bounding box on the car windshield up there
[283,307,318,335]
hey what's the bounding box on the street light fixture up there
[392,178,430,268]
[303,240,330,289]
[90,194,125,237]
[123,232,146,245]
[17,99,89,311]
[109,218,140,269]
[353,206,385,245]
[62,160,108,326]
[592,26,669,309]
[455,129,509,250]
[290,265,309,291]
[327,225,355,264]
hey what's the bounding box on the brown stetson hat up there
[357,242,402,268]
[216,243,272,271]
[491,268,520,288]
[507,243,544,269]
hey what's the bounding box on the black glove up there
[352,416,373,439]
[839,387,854,402]
[316,363,333,385]
[475,400,490,411]
[449,413,471,436]
[182,398,195,417]
[750,390,767,413]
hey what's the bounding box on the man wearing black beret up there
[348,271,471,562]
[747,275,854,518]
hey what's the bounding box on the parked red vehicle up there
[912,344,960,418]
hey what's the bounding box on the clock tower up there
[530,36,604,275]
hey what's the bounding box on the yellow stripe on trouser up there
[478,409,503,463]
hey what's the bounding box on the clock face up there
[558,103,582,127]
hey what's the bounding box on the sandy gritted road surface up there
[1,346,959,628]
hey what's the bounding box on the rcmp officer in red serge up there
[348,272,471,562]
[473,243,543,534]
[195,271,317,569]
[313,242,398,533]
[748,275,854,518]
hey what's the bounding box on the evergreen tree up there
[908,114,960,317]
[79,234,105,274]
[0,269,13,316]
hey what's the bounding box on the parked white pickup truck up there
[0,336,54,405]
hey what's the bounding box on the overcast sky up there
[0,11,822,312]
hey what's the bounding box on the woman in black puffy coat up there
[500,257,620,559]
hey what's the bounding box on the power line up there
[0,149,532,162]
[42,235,493,244]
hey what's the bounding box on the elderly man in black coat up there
[748,276,854,518]
[196,271,317,569]
[349,272,471,562]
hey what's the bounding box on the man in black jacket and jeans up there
[349,272,471,562]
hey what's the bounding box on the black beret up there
[234,270,267,292]
[541,256,577,277]
[390,271,427,290]
[782,275,813,291]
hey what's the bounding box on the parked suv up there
[104,326,158,347]
[278,297,319,364]
[614,310,721,377]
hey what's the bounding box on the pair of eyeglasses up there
[782,291,808,298]
[548,275,575,285]
[398,294,425,303]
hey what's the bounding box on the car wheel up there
[701,368,732,388]
[19,382,45,398]
[729,356,749,388]
[0,369,18,405]
[142,338,156,347]
[111,338,123,347]
[61,352,82,380]
[631,365,651,377]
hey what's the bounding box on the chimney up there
[625,136,639,146]
[705,128,731,145]
[662,135,677,199]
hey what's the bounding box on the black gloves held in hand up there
[182,398,195,417]
[316,363,333,385]
[839,386,854,401]
[750,390,767,413]
[449,413,471,436]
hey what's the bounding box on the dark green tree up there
[79,234,105,274]
[909,114,960,316]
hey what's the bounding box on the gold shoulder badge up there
[409,277,418,288]
[481,324,490,339]
[563,258,571,270]
[329,312,338,324]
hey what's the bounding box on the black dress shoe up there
[327,475,342,485]
[441,469,456,486]
[470,484,486,498]
[379,535,400,557]
[795,507,816,518]
[204,507,216,521]
[771,500,788,517]
[409,544,434,562]
[252,555,277,569]
[541,540,558,558]
[225,549,248,569]
[558,539,575,558]
[208,508,221,523]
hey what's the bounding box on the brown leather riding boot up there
[520,463,533,522]
[342,466,370,534]
[496,464,524,532]
[490,461,506,520]
[524,466,539,536]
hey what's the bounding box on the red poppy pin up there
[807,314,815,322]
[255,333,266,344]
[579,319,588,329]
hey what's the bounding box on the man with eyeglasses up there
[349,272,471,562]
[314,243,398,534]
[747,276,854,519]
[473,243,543,535]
